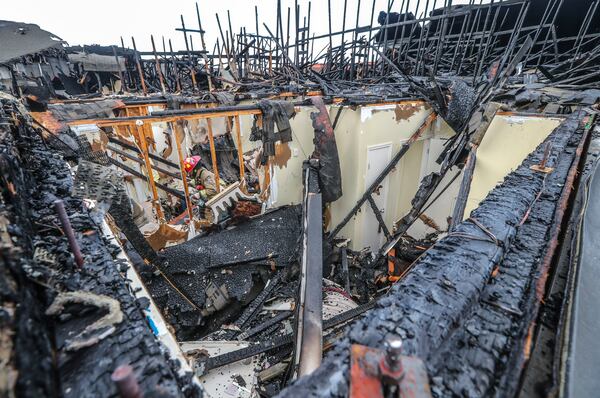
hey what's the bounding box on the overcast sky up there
[4,0,475,53]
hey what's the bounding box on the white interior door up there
[362,143,392,251]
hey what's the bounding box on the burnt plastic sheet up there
[160,205,301,272]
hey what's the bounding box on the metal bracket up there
[530,142,554,174]
[350,341,432,398]
[530,165,554,174]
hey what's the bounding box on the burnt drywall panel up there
[464,115,563,217]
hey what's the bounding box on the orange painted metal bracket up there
[350,343,432,398]
[351,345,387,398]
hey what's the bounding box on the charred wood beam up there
[449,145,477,231]
[197,300,376,375]
[504,113,593,396]
[107,145,182,180]
[377,37,535,262]
[428,112,591,397]
[286,9,472,49]
[108,137,180,169]
[221,271,284,340]
[366,196,391,239]
[175,27,205,34]
[236,311,292,341]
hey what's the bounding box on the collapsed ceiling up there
[1,1,600,398]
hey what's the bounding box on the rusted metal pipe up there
[53,199,84,269]
[111,365,143,398]
[540,141,552,169]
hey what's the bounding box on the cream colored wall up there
[463,114,563,218]
[348,104,431,249]
[232,101,458,249]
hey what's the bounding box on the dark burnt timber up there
[429,113,591,397]
[277,113,590,397]
[0,97,199,397]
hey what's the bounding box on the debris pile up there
[0,96,200,397]
[1,0,600,397]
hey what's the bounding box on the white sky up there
[3,0,474,53]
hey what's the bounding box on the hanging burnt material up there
[442,79,477,133]
[309,96,342,203]
[250,100,296,165]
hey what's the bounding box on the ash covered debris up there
[137,205,302,339]
[0,95,200,397]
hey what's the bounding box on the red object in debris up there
[350,344,386,398]
[232,200,262,218]
[183,155,201,173]
[350,343,432,398]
